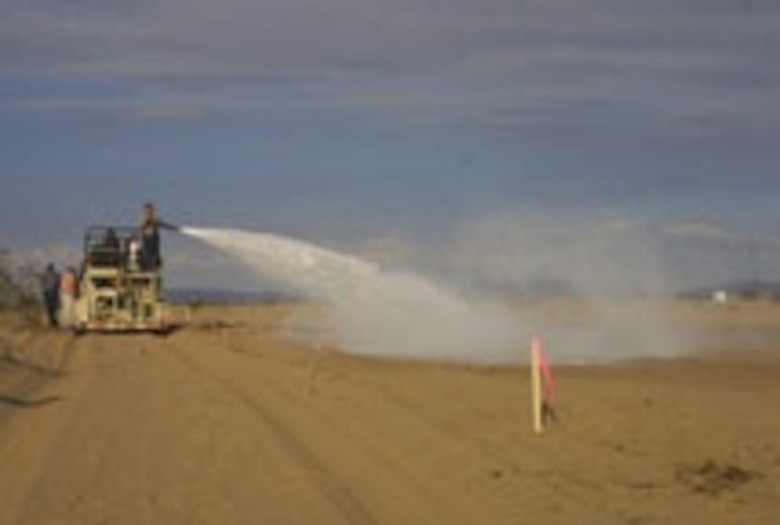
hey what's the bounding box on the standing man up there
[40,263,60,327]
[138,202,177,271]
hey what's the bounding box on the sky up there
[1,0,779,291]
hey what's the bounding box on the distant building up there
[712,290,728,305]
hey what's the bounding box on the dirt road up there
[1,304,779,524]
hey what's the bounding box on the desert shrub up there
[0,248,18,308]
[0,247,39,314]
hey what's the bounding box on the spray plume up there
[181,220,686,365]
[181,227,526,364]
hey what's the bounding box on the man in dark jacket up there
[40,263,60,327]
[138,202,177,271]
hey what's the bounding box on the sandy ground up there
[1,301,779,524]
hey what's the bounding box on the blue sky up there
[1,0,779,290]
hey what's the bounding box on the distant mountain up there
[726,280,780,294]
[165,287,300,305]
[681,280,780,299]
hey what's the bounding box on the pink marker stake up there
[538,344,555,406]
[531,336,543,433]
[532,335,556,427]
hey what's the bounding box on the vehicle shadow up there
[0,394,61,408]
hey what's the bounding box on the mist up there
[404,210,688,362]
[182,212,689,365]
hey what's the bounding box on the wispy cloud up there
[662,221,739,242]
[1,0,778,149]
[662,221,780,248]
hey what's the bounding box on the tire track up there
[219,336,514,467]
[0,332,92,525]
[168,332,492,524]
[0,331,80,425]
[169,341,380,525]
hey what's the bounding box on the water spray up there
[179,219,686,365]
[180,226,527,364]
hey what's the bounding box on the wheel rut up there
[171,343,380,525]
